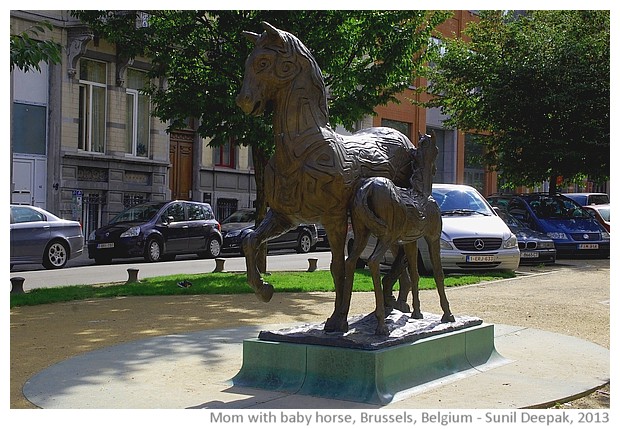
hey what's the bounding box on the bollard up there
[213,258,226,273]
[126,268,140,284]
[307,257,318,272]
[11,277,25,294]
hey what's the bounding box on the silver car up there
[10,204,84,269]
[348,184,520,272]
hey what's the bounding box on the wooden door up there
[169,130,194,200]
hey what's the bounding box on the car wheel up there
[296,232,312,254]
[94,257,112,265]
[144,237,163,262]
[205,237,222,258]
[43,239,69,269]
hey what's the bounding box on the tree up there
[10,21,62,72]
[72,10,448,267]
[421,10,610,193]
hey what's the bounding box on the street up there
[9,248,334,292]
[9,246,610,293]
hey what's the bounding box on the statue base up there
[232,312,509,405]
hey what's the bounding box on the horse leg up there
[403,242,423,319]
[368,239,392,336]
[322,218,350,333]
[381,246,410,312]
[425,236,455,322]
[242,210,294,302]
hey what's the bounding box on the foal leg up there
[425,236,455,322]
[381,246,411,312]
[242,210,293,302]
[368,239,394,336]
[403,242,423,319]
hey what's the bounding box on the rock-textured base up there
[259,310,483,350]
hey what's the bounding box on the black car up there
[220,208,318,254]
[495,209,556,264]
[88,200,222,264]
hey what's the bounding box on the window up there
[464,134,485,192]
[126,69,150,157]
[187,203,206,221]
[12,103,47,155]
[214,139,236,168]
[78,59,106,153]
[11,206,45,224]
[381,119,411,141]
[163,202,185,222]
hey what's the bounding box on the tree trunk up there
[549,175,558,195]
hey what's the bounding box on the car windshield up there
[222,210,255,224]
[109,202,166,224]
[526,196,590,220]
[589,195,610,205]
[432,188,494,216]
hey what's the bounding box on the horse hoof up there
[393,300,411,313]
[375,325,390,336]
[441,313,456,323]
[255,282,274,302]
[411,310,423,319]
[324,316,348,333]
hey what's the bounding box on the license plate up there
[521,251,540,258]
[97,242,114,249]
[466,255,496,262]
[578,243,599,250]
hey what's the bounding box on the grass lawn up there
[10,269,515,308]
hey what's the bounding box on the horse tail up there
[353,178,391,236]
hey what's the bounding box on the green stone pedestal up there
[232,323,508,405]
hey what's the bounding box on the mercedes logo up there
[474,239,485,250]
[583,233,589,240]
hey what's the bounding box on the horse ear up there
[261,21,286,47]
[243,31,260,45]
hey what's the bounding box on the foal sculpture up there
[236,22,414,332]
[346,134,455,335]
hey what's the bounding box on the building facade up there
[10,10,499,242]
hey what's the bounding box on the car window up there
[163,202,185,222]
[111,203,164,223]
[187,203,206,221]
[223,210,255,223]
[11,206,46,223]
[527,196,589,220]
[589,195,610,205]
[433,188,494,215]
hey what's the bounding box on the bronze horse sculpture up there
[346,133,455,335]
[236,22,415,332]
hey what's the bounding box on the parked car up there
[10,204,84,269]
[88,200,222,264]
[562,192,609,206]
[348,184,521,272]
[487,193,610,258]
[495,209,556,264]
[220,208,318,254]
[582,204,610,232]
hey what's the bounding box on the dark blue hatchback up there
[487,193,610,258]
[88,200,222,264]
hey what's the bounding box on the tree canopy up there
[72,10,449,223]
[10,21,62,72]
[421,10,610,192]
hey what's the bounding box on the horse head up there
[415,132,439,196]
[236,22,328,125]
